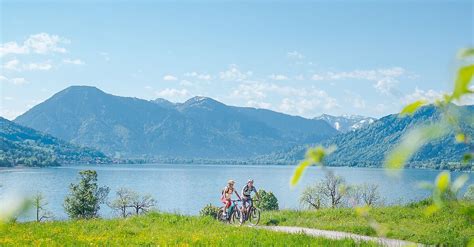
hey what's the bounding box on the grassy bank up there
[0,212,375,246]
[261,201,474,246]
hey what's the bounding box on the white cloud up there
[269,74,288,81]
[63,58,85,65]
[24,33,69,54]
[184,72,212,80]
[179,80,193,86]
[0,75,29,86]
[2,59,53,71]
[10,78,28,85]
[402,88,445,104]
[344,91,367,109]
[311,67,407,94]
[287,51,304,60]
[230,81,338,117]
[0,42,28,56]
[3,59,20,71]
[24,61,53,71]
[155,88,190,100]
[246,100,272,109]
[219,64,252,81]
[163,75,178,81]
[0,33,69,56]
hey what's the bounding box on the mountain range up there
[256,105,473,170]
[6,85,472,170]
[0,117,110,167]
[14,86,337,159]
[314,114,376,132]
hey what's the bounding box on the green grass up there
[0,212,377,246]
[261,201,474,246]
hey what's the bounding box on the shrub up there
[254,189,279,211]
[464,185,474,201]
[200,203,220,218]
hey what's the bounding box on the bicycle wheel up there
[216,207,226,222]
[230,208,241,225]
[248,207,260,226]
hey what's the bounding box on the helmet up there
[248,179,254,183]
[228,179,235,185]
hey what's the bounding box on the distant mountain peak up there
[314,114,376,132]
[180,96,225,109]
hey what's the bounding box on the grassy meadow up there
[0,212,376,246]
[261,201,474,246]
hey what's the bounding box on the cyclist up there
[241,179,260,217]
[221,179,241,217]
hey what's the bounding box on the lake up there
[0,164,470,221]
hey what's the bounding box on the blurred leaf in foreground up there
[400,100,427,117]
[290,146,336,187]
[458,48,474,58]
[451,64,474,100]
[384,123,449,173]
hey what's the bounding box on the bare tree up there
[33,192,53,222]
[322,172,346,208]
[300,184,324,209]
[361,183,380,206]
[130,193,156,215]
[108,188,156,217]
[348,183,381,207]
[300,172,347,209]
[108,188,134,218]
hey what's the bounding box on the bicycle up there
[217,200,241,225]
[239,199,261,226]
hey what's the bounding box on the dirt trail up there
[255,225,420,247]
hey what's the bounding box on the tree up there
[253,189,279,211]
[199,203,220,218]
[32,192,53,222]
[108,188,134,218]
[300,173,346,209]
[129,192,156,215]
[300,183,324,209]
[64,170,109,219]
[348,183,381,206]
[322,173,346,208]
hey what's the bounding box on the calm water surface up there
[0,164,470,221]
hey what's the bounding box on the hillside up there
[255,105,473,170]
[14,86,337,159]
[0,117,110,167]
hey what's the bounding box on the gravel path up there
[255,225,420,247]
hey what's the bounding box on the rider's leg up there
[225,199,231,215]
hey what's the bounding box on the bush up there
[200,204,220,218]
[464,185,474,201]
[254,189,279,211]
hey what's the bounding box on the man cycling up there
[241,179,260,216]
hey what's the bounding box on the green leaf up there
[458,48,474,58]
[400,100,428,117]
[452,64,474,100]
[463,153,473,163]
[385,124,449,172]
[290,160,311,187]
[436,171,450,193]
[455,133,466,143]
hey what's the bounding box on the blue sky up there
[1,0,472,120]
